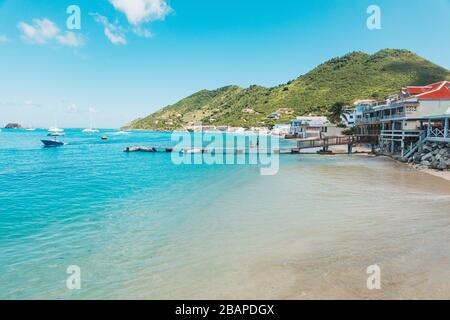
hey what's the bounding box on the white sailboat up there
[82,111,99,133]
[48,114,64,133]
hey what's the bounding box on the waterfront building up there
[272,124,291,136]
[356,81,450,159]
[289,116,330,138]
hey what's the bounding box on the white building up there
[290,116,331,138]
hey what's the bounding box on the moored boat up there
[83,110,99,133]
[47,132,65,137]
[41,139,64,147]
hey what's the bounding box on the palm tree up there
[329,101,350,125]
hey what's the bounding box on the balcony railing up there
[355,117,380,124]
[355,112,415,124]
[380,130,423,138]
[379,112,407,120]
[428,128,450,139]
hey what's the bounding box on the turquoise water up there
[1,129,449,299]
[0,129,294,299]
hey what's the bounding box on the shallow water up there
[0,129,449,299]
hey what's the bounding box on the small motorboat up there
[101,135,108,140]
[47,132,65,137]
[41,139,64,147]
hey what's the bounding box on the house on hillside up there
[276,108,293,115]
[268,112,280,120]
[242,108,255,114]
[272,124,291,136]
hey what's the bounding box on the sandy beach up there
[115,155,450,300]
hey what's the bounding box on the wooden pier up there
[297,135,378,153]
[124,135,377,155]
[123,146,301,154]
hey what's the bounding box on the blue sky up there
[0,0,449,128]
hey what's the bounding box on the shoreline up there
[155,154,450,299]
[325,144,450,182]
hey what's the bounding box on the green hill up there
[124,49,450,130]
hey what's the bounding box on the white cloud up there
[24,100,42,107]
[0,34,9,43]
[56,32,84,47]
[91,13,127,45]
[132,26,153,38]
[67,104,78,113]
[0,100,41,108]
[18,18,83,47]
[109,0,172,25]
[18,18,59,44]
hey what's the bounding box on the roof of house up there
[402,81,450,99]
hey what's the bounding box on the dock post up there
[347,143,352,154]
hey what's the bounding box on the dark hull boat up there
[41,139,64,147]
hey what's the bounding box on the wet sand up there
[137,155,450,300]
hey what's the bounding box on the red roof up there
[402,86,432,95]
[402,81,450,99]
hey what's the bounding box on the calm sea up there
[0,129,449,299]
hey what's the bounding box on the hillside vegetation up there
[124,49,450,130]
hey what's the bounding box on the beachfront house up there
[289,116,331,138]
[355,81,450,158]
[272,124,291,136]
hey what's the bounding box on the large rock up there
[413,153,422,163]
[434,160,448,171]
[423,144,433,152]
[421,153,433,161]
[4,123,22,129]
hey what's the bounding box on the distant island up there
[4,123,22,129]
[123,49,450,130]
